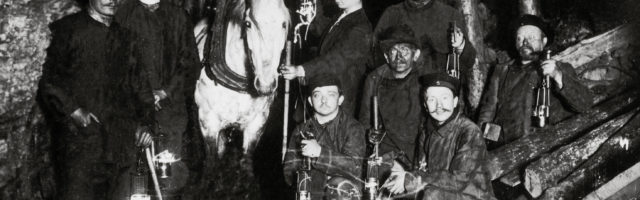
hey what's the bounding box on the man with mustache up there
[38,0,117,199]
[283,73,366,200]
[373,0,477,113]
[477,15,594,148]
[382,73,496,200]
[359,24,424,184]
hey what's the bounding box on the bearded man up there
[477,15,594,148]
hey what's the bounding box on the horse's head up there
[241,0,290,95]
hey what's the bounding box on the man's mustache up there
[430,108,452,114]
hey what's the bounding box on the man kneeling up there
[283,73,366,200]
[383,73,495,200]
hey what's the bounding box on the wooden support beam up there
[524,110,638,198]
[487,91,639,180]
[552,24,639,73]
[583,161,640,200]
[539,111,640,199]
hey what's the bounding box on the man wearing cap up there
[359,24,424,175]
[477,15,593,148]
[374,0,475,78]
[382,73,495,200]
[283,73,366,200]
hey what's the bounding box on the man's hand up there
[541,59,564,88]
[300,139,321,157]
[382,160,407,194]
[279,65,305,80]
[135,126,153,147]
[451,25,465,54]
[70,108,100,127]
[153,90,168,111]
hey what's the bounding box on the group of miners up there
[38,0,594,199]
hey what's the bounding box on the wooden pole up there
[519,0,541,16]
[145,148,163,200]
[524,110,637,197]
[487,91,639,180]
[539,112,640,199]
[282,41,292,161]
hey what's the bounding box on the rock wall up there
[0,0,79,199]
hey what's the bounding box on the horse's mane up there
[226,0,246,25]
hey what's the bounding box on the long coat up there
[477,60,594,147]
[302,9,373,118]
[38,11,113,200]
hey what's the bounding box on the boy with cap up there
[359,24,424,178]
[382,73,495,200]
[477,15,593,148]
[283,73,367,200]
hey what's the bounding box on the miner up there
[373,0,477,113]
[359,24,424,180]
[382,73,496,200]
[106,0,201,199]
[283,73,366,200]
[38,0,117,199]
[477,15,594,148]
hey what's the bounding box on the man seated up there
[383,73,495,200]
[283,73,366,200]
[477,15,594,148]
[360,24,424,176]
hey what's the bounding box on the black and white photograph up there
[0,0,639,199]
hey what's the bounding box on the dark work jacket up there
[374,0,476,80]
[302,9,373,117]
[359,65,425,165]
[283,111,366,199]
[477,60,594,145]
[409,110,496,200]
[39,11,112,124]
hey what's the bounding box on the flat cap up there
[308,73,342,92]
[419,73,460,95]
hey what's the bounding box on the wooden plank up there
[583,161,640,200]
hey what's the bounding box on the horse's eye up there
[245,21,252,28]
[282,22,287,29]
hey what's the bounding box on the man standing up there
[359,24,423,172]
[383,73,495,200]
[283,73,366,200]
[281,0,372,118]
[38,0,117,199]
[477,15,594,148]
[374,0,475,79]
[106,0,201,198]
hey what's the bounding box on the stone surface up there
[0,0,79,199]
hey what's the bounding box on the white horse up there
[194,0,290,157]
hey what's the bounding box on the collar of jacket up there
[309,110,345,136]
[426,106,461,137]
[403,0,436,11]
[330,8,366,28]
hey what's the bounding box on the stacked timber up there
[538,109,640,199]
[524,109,639,197]
[487,90,639,180]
